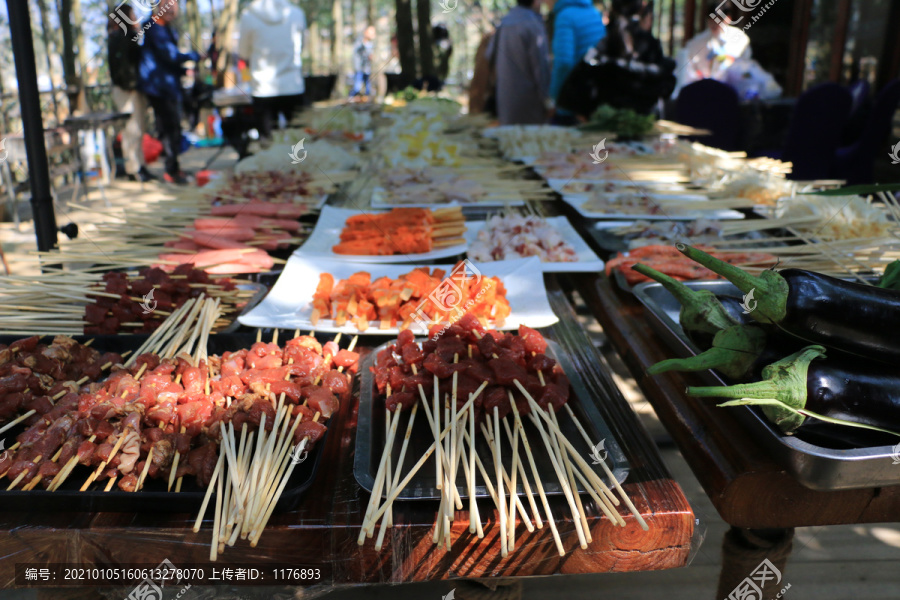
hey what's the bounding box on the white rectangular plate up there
[370,187,525,209]
[464,216,605,273]
[238,256,559,334]
[545,178,694,196]
[561,194,746,221]
[292,205,468,263]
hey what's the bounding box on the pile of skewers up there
[0,266,253,336]
[358,315,648,556]
[333,207,466,256]
[0,302,360,560]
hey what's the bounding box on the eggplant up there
[648,324,772,381]
[676,244,900,364]
[687,346,900,437]
[631,263,741,348]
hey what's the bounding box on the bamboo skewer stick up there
[501,413,542,529]
[361,383,487,535]
[375,402,419,551]
[491,407,508,557]
[507,397,564,556]
[517,382,647,531]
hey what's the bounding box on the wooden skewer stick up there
[491,407,508,557]
[506,409,520,551]
[512,399,588,549]
[563,404,619,506]
[80,429,130,491]
[249,415,319,547]
[211,446,225,561]
[468,401,481,536]
[0,410,36,436]
[193,446,225,532]
[548,406,591,544]
[47,435,96,491]
[361,383,488,535]
[22,447,64,491]
[375,403,419,551]
[480,419,534,532]
[507,397,564,556]
[359,407,402,542]
[134,446,155,492]
[7,455,43,490]
[501,415,542,529]
[518,383,647,531]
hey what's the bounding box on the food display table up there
[0,277,693,586]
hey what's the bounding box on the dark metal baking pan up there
[354,339,629,499]
[0,334,329,512]
[632,280,900,491]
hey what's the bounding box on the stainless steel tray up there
[354,340,630,499]
[632,279,900,491]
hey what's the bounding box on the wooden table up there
[0,278,694,587]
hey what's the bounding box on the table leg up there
[716,526,794,600]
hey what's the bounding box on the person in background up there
[238,0,308,141]
[432,23,453,91]
[138,1,200,185]
[488,0,551,125]
[351,25,376,98]
[673,1,751,97]
[206,29,221,86]
[549,0,607,125]
[108,4,154,182]
[556,0,674,117]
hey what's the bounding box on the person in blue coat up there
[549,0,606,125]
[137,1,200,184]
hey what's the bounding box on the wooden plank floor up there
[3,150,900,599]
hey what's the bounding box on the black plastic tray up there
[0,334,329,512]
[353,340,629,499]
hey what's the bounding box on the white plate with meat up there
[561,193,746,221]
[464,215,604,273]
[371,187,526,209]
[293,205,468,263]
[237,255,559,334]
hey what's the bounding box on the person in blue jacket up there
[549,0,606,125]
[137,1,200,184]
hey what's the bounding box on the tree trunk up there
[367,0,376,26]
[215,0,240,81]
[416,0,435,84]
[332,0,346,96]
[395,0,417,85]
[309,21,320,75]
[185,0,203,53]
[60,0,85,114]
[70,0,87,110]
[35,0,61,123]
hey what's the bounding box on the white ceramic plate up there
[464,216,605,273]
[293,205,468,263]
[238,255,559,334]
[561,194,746,221]
[370,187,525,209]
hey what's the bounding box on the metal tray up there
[0,334,328,512]
[354,340,629,499]
[632,280,900,491]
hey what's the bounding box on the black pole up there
[7,0,58,253]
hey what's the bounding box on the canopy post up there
[7,0,58,254]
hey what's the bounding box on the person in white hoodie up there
[238,0,307,141]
